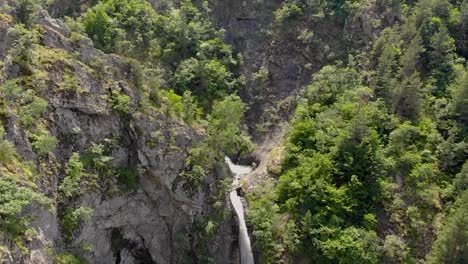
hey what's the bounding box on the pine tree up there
[399,33,425,79]
[453,72,468,125]
[394,73,423,122]
[458,0,468,57]
[429,24,456,96]
[427,191,468,264]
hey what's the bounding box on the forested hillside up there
[247,0,468,263]
[0,0,466,263]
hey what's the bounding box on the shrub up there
[8,24,39,72]
[160,89,184,118]
[116,167,139,192]
[55,252,86,264]
[59,153,86,198]
[0,177,52,238]
[20,96,47,127]
[61,207,94,234]
[111,89,132,114]
[60,72,82,93]
[32,130,58,155]
[275,3,303,23]
[0,140,16,163]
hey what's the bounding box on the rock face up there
[0,9,236,264]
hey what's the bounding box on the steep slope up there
[0,6,237,264]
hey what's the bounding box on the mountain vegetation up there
[247,0,468,263]
[0,0,466,263]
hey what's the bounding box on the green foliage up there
[275,3,303,23]
[61,207,94,235]
[83,6,116,53]
[247,181,283,262]
[305,65,360,112]
[427,191,468,264]
[206,94,254,157]
[13,0,41,26]
[116,167,139,192]
[19,96,47,127]
[451,67,468,125]
[247,63,393,262]
[110,89,132,114]
[181,94,253,191]
[54,252,87,264]
[78,0,239,113]
[31,129,58,155]
[320,227,382,264]
[8,24,39,72]
[160,89,184,118]
[174,58,238,110]
[0,140,16,163]
[0,176,52,240]
[59,153,86,199]
[382,235,407,263]
[453,161,468,194]
[60,72,82,93]
[182,90,201,124]
[81,143,114,185]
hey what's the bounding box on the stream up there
[225,157,255,264]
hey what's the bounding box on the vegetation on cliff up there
[248,0,468,263]
[0,0,467,263]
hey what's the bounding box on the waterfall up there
[225,157,255,264]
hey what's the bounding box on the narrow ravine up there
[225,157,255,264]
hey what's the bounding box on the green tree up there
[399,34,425,79]
[452,71,468,125]
[84,7,116,53]
[376,44,399,104]
[453,161,468,194]
[207,94,254,158]
[459,0,468,57]
[14,0,40,26]
[182,90,200,124]
[427,191,468,264]
[393,73,422,121]
[429,24,456,95]
[174,58,234,110]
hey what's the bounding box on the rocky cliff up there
[0,7,237,263]
[0,0,381,261]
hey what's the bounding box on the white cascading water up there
[225,157,255,264]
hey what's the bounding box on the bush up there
[116,167,139,192]
[111,89,132,114]
[61,207,94,234]
[0,177,52,239]
[275,3,303,23]
[0,140,16,163]
[55,252,86,264]
[20,96,47,127]
[59,153,86,198]
[161,89,184,117]
[174,58,235,111]
[60,72,82,93]
[32,130,58,155]
[8,24,39,72]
